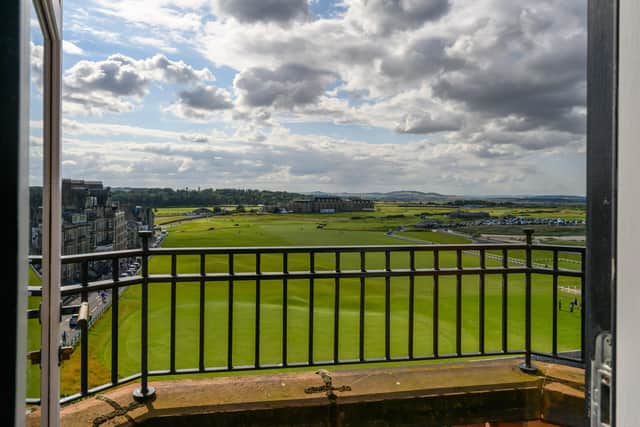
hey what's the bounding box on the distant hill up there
[307,191,584,204]
[31,183,584,208]
[306,191,585,205]
[481,195,586,204]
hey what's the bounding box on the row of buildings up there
[414,211,585,230]
[281,197,375,214]
[30,179,155,283]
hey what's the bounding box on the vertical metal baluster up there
[385,250,391,360]
[359,251,366,362]
[502,248,508,353]
[520,229,537,373]
[228,253,234,370]
[334,252,340,363]
[199,253,205,372]
[81,261,89,396]
[433,249,439,357]
[456,250,462,356]
[134,230,155,401]
[111,258,119,385]
[479,249,486,355]
[308,251,315,365]
[170,254,177,373]
[255,253,261,368]
[580,249,586,363]
[408,250,415,359]
[552,249,559,357]
[282,253,288,367]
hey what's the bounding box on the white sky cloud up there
[63,41,85,56]
[55,0,587,195]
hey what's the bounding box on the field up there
[27,206,584,399]
[153,203,586,234]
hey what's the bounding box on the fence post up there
[520,229,538,373]
[133,230,156,401]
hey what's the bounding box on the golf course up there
[27,208,584,399]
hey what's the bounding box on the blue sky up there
[29,0,587,195]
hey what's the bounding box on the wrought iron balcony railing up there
[27,230,585,405]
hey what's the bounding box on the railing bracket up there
[59,346,74,365]
[305,370,351,402]
[27,350,41,365]
[27,345,73,366]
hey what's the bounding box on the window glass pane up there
[27,2,44,402]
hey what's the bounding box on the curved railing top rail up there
[26,242,586,265]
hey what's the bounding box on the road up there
[59,232,167,347]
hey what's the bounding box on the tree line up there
[111,188,307,207]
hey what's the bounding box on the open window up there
[27,0,63,425]
[4,0,640,425]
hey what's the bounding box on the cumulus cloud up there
[180,134,210,143]
[62,124,584,194]
[212,0,309,24]
[30,43,43,90]
[166,85,233,120]
[196,0,586,150]
[378,37,463,86]
[59,0,588,194]
[178,86,233,110]
[64,56,148,97]
[432,28,586,135]
[396,112,462,134]
[143,54,215,83]
[346,0,451,34]
[62,53,214,114]
[234,64,336,109]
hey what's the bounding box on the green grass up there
[27,267,42,398]
[463,225,585,237]
[28,211,584,399]
[396,231,472,244]
[375,202,585,222]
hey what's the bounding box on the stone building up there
[122,205,156,249]
[58,180,132,282]
[113,210,128,250]
[287,196,374,213]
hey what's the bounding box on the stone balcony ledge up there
[27,358,585,427]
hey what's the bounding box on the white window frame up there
[32,0,62,426]
[19,0,640,425]
[616,0,640,424]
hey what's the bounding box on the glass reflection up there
[27,2,44,402]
